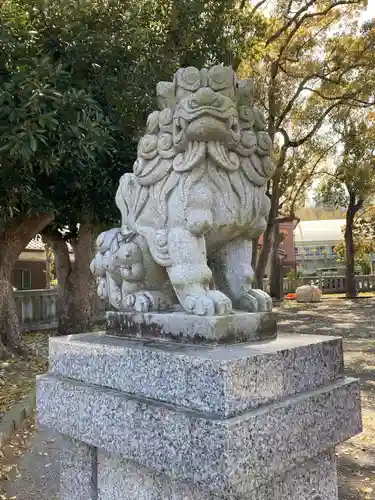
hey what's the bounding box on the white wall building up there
[294,219,346,274]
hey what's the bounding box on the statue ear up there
[156,82,176,110]
[237,79,254,107]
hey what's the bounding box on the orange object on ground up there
[285,293,296,300]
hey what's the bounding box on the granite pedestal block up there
[106,309,277,344]
[37,328,362,500]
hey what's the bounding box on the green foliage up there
[296,206,345,221]
[316,112,375,214]
[355,205,375,240]
[334,238,375,274]
[286,268,302,281]
[333,206,375,274]
[0,0,265,235]
[0,0,111,224]
[314,178,349,209]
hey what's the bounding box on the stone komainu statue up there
[91,66,275,316]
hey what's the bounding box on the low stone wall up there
[263,274,375,295]
[14,289,107,332]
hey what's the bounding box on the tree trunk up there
[255,189,279,287]
[269,222,283,299]
[44,221,96,335]
[45,244,53,289]
[251,237,259,275]
[345,193,362,299]
[255,145,286,288]
[0,214,53,358]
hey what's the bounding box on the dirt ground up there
[0,332,50,418]
[276,297,375,500]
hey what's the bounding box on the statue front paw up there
[123,291,174,313]
[184,291,232,316]
[123,292,151,313]
[239,289,272,312]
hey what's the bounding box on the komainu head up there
[134,65,275,186]
[168,66,240,147]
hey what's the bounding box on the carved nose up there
[194,87,216,106]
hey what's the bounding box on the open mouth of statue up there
[174,112,239,144]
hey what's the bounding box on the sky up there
[363,3,375,20]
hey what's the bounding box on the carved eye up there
[176,67,201,91]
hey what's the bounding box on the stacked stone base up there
[37,323,362,500]
[59,440,337,500]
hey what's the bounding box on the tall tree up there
[238,0,375,296]
[5,0,266,337]
[0,0,118,355]
[316,114,375,297]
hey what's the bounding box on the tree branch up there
[276,74,316,128]
[288,139,341,212]
[266,0,316,46]
[276,127,291,148]
[241,0,268,14]
[266,0,361,47]
[287,102,340,148]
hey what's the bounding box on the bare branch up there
[304,87,375,106]
[288,102,340,148]
[276,127,291,148]
[276,74,317,128]
[239,0,267,14]
[265,0,316,46]
[288,139,341,212]
[280,15,338,60]
[266,0,361,47]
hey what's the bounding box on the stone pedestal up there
[37,313,362,500]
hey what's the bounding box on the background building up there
[294,219,345,274]
[12,236,49,290]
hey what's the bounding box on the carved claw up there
[239,289,272,312]
[184,294,215,316]
[123,291,174,313]
[206,290,232,315]
[123,293,151,313]
[184,291,232,316]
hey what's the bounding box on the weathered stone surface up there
[97,449,338,500]
[49,332,344,417]
[106,309,277,343]
[60,435,97,500]
[296,284,322,303]
[37,373,361,497]
[90,66,275,318]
